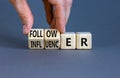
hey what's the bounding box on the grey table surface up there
[0,0,120,78]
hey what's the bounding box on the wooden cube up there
[44,29,60,49]
[61,32,76,49]
[28,29,44,49]
[76,32,92,49]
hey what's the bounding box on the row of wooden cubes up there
[28,29,92,49]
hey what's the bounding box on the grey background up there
[0,0,120,78]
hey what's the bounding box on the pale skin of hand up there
[10,0,72,35]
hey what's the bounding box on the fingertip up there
[50,25,65,34]
[23,24,32,35]
[59,26,65,34]
[23,25,28,35]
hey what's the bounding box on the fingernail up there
[23,25,28,35]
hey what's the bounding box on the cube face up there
[61,32,76,49]
[28,39,44,49]
[28,29,44,49]
[28,29,44,39]
[76,32,92,49]
[44,29,60,49]
[45,40,60,49]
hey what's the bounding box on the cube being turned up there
[28,29,44,49]
[45,29,60,49]
[61,32,76,49]
[76,32,92,49]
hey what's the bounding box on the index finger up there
[51,4,66,33]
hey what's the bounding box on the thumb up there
[10,0,34,35]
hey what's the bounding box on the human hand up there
[10,0,72,34]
